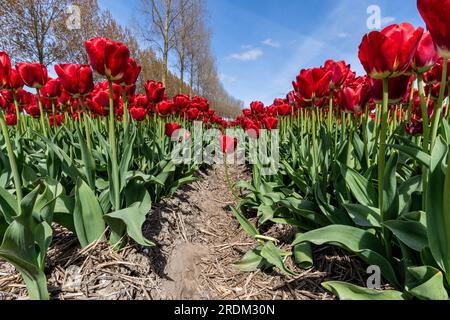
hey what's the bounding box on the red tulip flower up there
[129,107,147,121]
[221,135,238,154]
[186,108,200,120]
[323,60,354,89]
[0,52,11,89]
[358,23,423,79]
[292,68,333,102]
[40,78,62,99]
[17,62,48,88]
[412,31,440,74]
[84,37,130,80]
[370,75,413,103]
[423,58,450,84]
[338,77,371,113]
[5,113,17,126]
[115,58,141,87]
[145,80,166,104]
[55,64,94,97]
[156,100,173,116]
[250,101,265,114]
[263,116,278,130]
[8,69,25,91]
[418,0,450,58]
[277,103,292,116]
[49,114,63,127]
[165,122,182,137]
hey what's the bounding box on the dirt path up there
[0,165,366,300]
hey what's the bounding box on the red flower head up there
[418,0,450,58]
[55,64,94,97]
[5,113,17,126]
[293,68,333,102]
[186,107,200,120]
[84,37,130,80]
[424,58,450,84]
[323,60,353,89]
[0,94,6,110]
[145,80,166,104]
[8,69,25,91]
[165,122,182,137]
[358,23,423,79]
[412,31,440,74]
[242,108,252,117]
[129,107,148,121]
[277,103,292,116]
[173,94,190,111]
[133,94,149,109]
[263,116,278,130]
[0,52,11,89]
[221,135,238,154]
[156,100,173,116]
[370,75,413,103]
[250,101,265,114]
[40,78,62,99]
[17,62,48,88]
[114,58,141,87]
[49,114,64,127]
[338,76,372,113]
[190,96,210,112]
[24,99,41,118]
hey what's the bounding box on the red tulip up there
[114,58,141,87]
[156,100,173,116]
[323,60,354,89]
[8,69,25,91]
[49,114,63,127]
[165,122,182,137]
[338,77,371,113]
[186,108,200,120]
[0,94,6,110]
[190,96,210,112]
[55,64,94,97]
[250,101,265,114]
[173,94,190,110]
[370,75,413,103]
[263,116,278,130]
[40,78,62,99]
[145,80,166,104]
[242,109,252,117]
[277,103,292,116]
[292,68,333,102]
[423,58,450,84]
[0,52,11,89]
[17,62,48,88]
[129,107,147,121]
[84,37,130,80]
[358,23,423,79]
[133,94,149,109]
[24,101,41,118]
[221,135,238,154]
[412,31,440,73]
[5,113,17,126]
[418,0,450,58]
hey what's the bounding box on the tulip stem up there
[430,59,448,150]
[35,88,47,138]
[223,155,239,201]
[0,111,23,212]
[328,92,333,132]
[379,78,392,260]
[80,97,92,151]
[11,91,22,133]
[122,85,129,131]
[108,79,121,212]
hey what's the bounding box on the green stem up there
[35,88,47,138]
[0,111,23,212]
[328,92,333,132]
[122,85,129,131]
[108,80,121,211]
[80,97,92,151]
[430,59,448,150]
[224,155,239,201]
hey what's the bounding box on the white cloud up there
[381,16,396,26]
[337,32,349,38]
[219,73,238,84]
[229,48,263,61]
[241,44,253,49]
[262,38,281,48]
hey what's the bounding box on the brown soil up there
[0,165,367,300]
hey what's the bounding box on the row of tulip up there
[0,36,236,300]
[230,0,450,300]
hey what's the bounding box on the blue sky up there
[98,0,425,107]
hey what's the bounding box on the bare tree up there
[139,0,192,85]
[0,0,69,65]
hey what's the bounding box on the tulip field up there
[2,0,450,301]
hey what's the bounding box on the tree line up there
[0,0,243,116]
